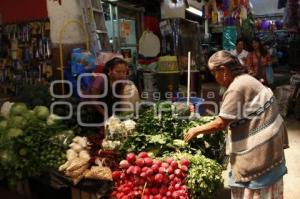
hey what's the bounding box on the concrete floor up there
[284,117,300,199]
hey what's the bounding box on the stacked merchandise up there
[0,21,53,97]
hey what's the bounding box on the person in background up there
[184,50,288,199]
[90,57,139,119]
[246,37,272,84]
[230,38,248,66]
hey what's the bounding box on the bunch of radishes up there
[111,152,190,199]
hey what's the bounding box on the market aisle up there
[284,117,300,199]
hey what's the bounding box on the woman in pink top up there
[246,37,271,85]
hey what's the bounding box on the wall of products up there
[0,21,53,97]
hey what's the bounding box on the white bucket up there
[143,72,157,92]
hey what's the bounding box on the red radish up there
[162,174,168,182]
[175,183,181,190]
[180,165,188,172]
[147,175,155,183]
[121,196,129,199]
[166,191,171,196]
[142,167,149,172]
[169,174,175,180]
[120,173,126,180]
[146,168,154,176]
[151,188,159,195]
[172,192,180,198]
[153,160,162,166]
[139,152,149,158]
[161,162,169,168]
[120,160,130,169]
[155,173,164,183]
[174,177,182,183]
[144,157,153,166]
[174,169,181,176]
[138,178,146,186]
[134,191,140,196]
[127,166,135,174]
[180,158,189,166]
[171,161,178,169]
[112,171,121,180]
[162,197,167,199]
[142,196,149,199]
[166,167,174,174]
[144,188,150,195]
[166,157,174,164]
[136,158,145,167]
[141,172,147,178]
[126,153,136,163]
[181,185,188,191]
[170,180,177,186]
[160,186,168,194]
[154,195,162,199]
[151,164,159,173]
[168,185,175,192]
[179,196,186,199]
[159,167,166,174]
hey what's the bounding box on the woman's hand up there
[183,116,231,143]
[184,127,199,143]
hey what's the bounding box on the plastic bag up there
[223,26,237,51]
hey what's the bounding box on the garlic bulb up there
[79,150,90,160]
[66,149,78,160]
[69,143,83,153]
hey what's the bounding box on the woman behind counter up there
[184,51,289,199]
[246,37,272,85]
[90,57,139,122]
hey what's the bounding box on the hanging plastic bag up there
[138,31,160,57]
[223,26,237,51]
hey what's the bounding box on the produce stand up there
[31,171,113,199]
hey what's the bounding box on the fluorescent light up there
[186,6,203,17]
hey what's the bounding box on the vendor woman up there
[184,50,289,199]
[90,57,139,123]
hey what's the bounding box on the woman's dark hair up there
[251,37,268,56]
[236,38,245,45]
[103,57,128,74]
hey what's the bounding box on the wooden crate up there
[71,188,99,199]
[13,180,31,198]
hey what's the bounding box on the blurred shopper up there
[246,37,272,85]
[230,38,248,66]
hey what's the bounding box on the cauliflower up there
[105,116,122,132]
[122,119,136,131]
[1,101,14,118]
